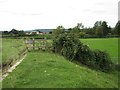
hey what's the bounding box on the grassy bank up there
[2,39,26,69]
[3,51,118,88]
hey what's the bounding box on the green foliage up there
[93,21,111,37]
[102,21,109,36]
[52,26,65,39]
[79,32,86,38]
[95,26,104,37]
[93,50,114,72]
[60,34,80,60]
[93,21,102,30]
[70,23,84,38]
[52,32,114,72]
[114,20,120,35]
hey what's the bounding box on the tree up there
[18,30,26,36]
[2,31,9,35]
[114,21,120,35]
[79,32,86,38]
[52,26,65,39]
[95,26,103,38]
[10,29,19,35]
[84,28,95,36]
[93,21,102,29]
[101,21,109,36]
[70,23,84,37]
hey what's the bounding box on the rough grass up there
[3,51,118,88]
[2,39,26,64]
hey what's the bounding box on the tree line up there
[51,20,120,38]
[1,20,120,38]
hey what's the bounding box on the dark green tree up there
[95,26,103,38]
[114,20,120,35]
[18,30,26,36]
[10,29,19,35]
[101,21,109,36]
[93,21,102,29]
[2,31,9,35]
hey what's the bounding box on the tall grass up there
[2,39,26,70]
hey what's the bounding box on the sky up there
[0,0,119,31]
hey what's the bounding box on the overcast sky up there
[0,0,119,31]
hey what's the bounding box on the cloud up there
[0,10,42,16]
[95,2,104,6]
[92,10,107,14]
[0,0,118,31]
[82,9,91,12]
[0,0,8,3]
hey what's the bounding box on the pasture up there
[80,38,118,63]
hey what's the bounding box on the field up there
[2,38,119,88]
[3,51,118,88]
[80,38,118,63]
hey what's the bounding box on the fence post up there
[33,38,35,50]
[24,38,28,50]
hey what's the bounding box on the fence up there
[24,38,52,51]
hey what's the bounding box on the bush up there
[93,50,114,72]
[61,34,80,61]
[52,33,114,72]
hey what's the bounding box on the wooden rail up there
[24,38,51,51]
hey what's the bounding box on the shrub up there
[61,34,80,61]
[93,50,114,72]
[52,33,114,72]
[52,34,67,53]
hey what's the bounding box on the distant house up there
[25,31,44,35]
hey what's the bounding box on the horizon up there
[0,0,119,31]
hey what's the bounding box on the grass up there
[2,39,26,64]
[80,38,118,63]
[3,51,118,88]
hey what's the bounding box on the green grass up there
[80,38,118,63]
[3,51,118,88]
[2,39,26,64]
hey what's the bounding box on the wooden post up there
[24,38,28,51]
[33,38,35,50]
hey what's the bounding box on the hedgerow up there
[52,33,114,72]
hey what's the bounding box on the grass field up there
[3,51,118,88]
[80,38,118,63]
[2,39,26,64]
